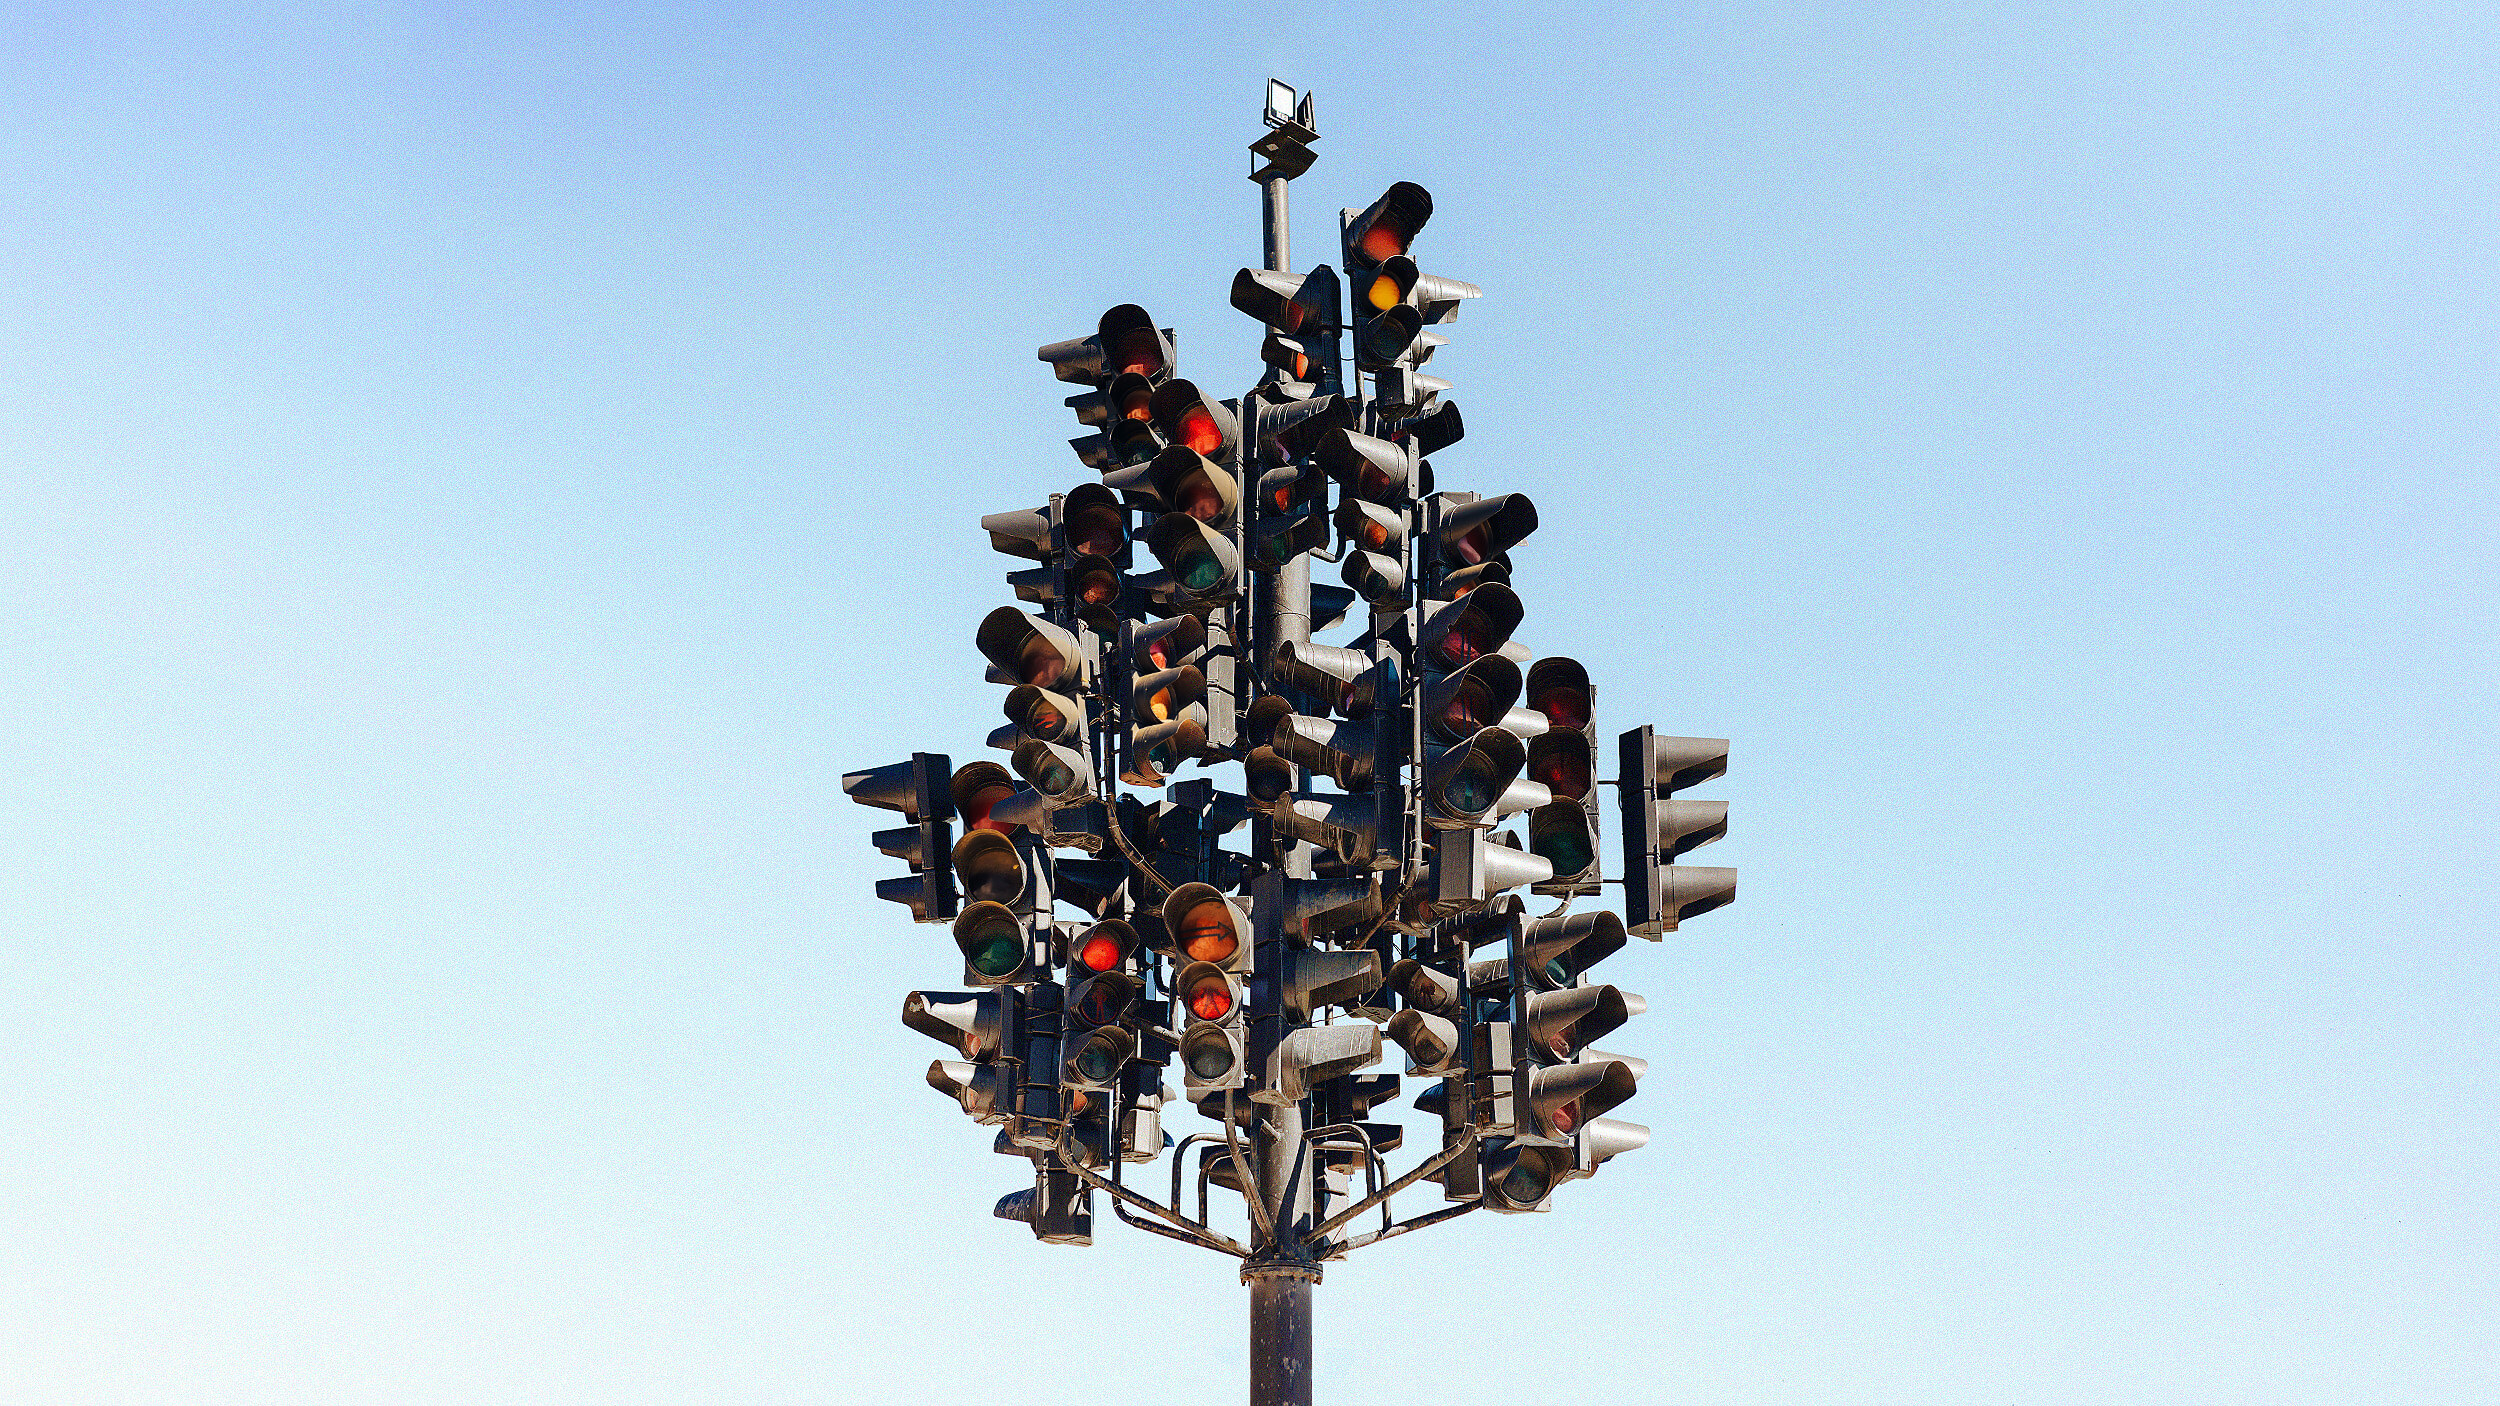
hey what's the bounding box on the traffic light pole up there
[1244,101,1320,1406]
[859,78,1741,1406]
[1248,1269,1316,1406]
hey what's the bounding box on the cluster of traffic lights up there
[847,173,1742,1247]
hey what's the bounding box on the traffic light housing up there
[842,752,960,923]
[1523,658,1602,896]
[1617,727,1737,937]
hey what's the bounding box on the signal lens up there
[1074,983,1129,1028]
[1532,751,1590,800]
[1076,934,1122,973]
[1175,543,1225,593]
[1432,616,1492,668]
[1441,754,1498,815]
[1179,408,1223,457]
[1533,825,1595,878]
[1016,635,1066,689]
[1438,680,1490,738]
[1075,1038,1120,1083]
[1111,327,1164,378]
[1075,562,1120,605]
[964,919,1023,979]
[1365,272,1400,312]
[1186,1036,1235,1080]
[1179,901,1238,964]
[1176,473,1224,522]
[1498,1149,1557,1206]
[1549,1100,1581,1135]
[1188,982,1233,1022]
[1531,685,1590,730]
[1359,224,1406,262]
[962,780,1016,833]
[1067,502,1124,557]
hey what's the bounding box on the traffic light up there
[1517,908,1626,991]
[1146,444,1240,528]
[1480,1138,1572,1213]
[1270,790,1391,868]
[949,826,1028,909]
[1146,515,1241,606]
[1160,882,1251,1095]
[1342,181,1479,419]
[1270,709,1380,791]
[1146,380,1240,466]
[982,481,1128,565]
[1258,1022,1383,1106]
[1427,492,1536,598]
[928,1056,1015,1126]
[1123,616,1214,788]
[842,752,958,923]
[1039,303,1174,388]
[1341,181,1431,369]
[1268,640,1379,719]
[1422,654,1520,750]
[1277,945,1381,1023]
[1251,463,1331,570]
[995,1165,1094,1245]
[1418,581,1522,673]
[1417,587,1530,832]
[907,988,1021,1126]
[1316,425,1417,506]
[1523,658,1601,896]
[1506,1050,1637,1155]
[1231,264,1343,399]
[1061,967,1144,1093]
[1041,304,1176,474]
[985,482,1130,629]
[1066,917,1139,980]
[1479,907,1645,1213]
[1335,496,1407,605]
[1616,727,1737,937]
[1174,957,1248,1095]
[1011,736,1095,807]
[1381,955,1468,1074]
[976,606,1088,692]
[949,760,1019,835]
[1162,881,1252,970]
[1431,830,1553,909]
[996,681,1085,754]
[952,899,1035,986]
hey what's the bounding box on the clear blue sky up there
[3,4,2493,1402]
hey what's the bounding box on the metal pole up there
[1262,173,1291,276]
[1246,84,1318,1406]
[1248,1272,1315,1406]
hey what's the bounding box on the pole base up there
[1247,1272,1315,1406]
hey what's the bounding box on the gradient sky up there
[3,4,2494,1403]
